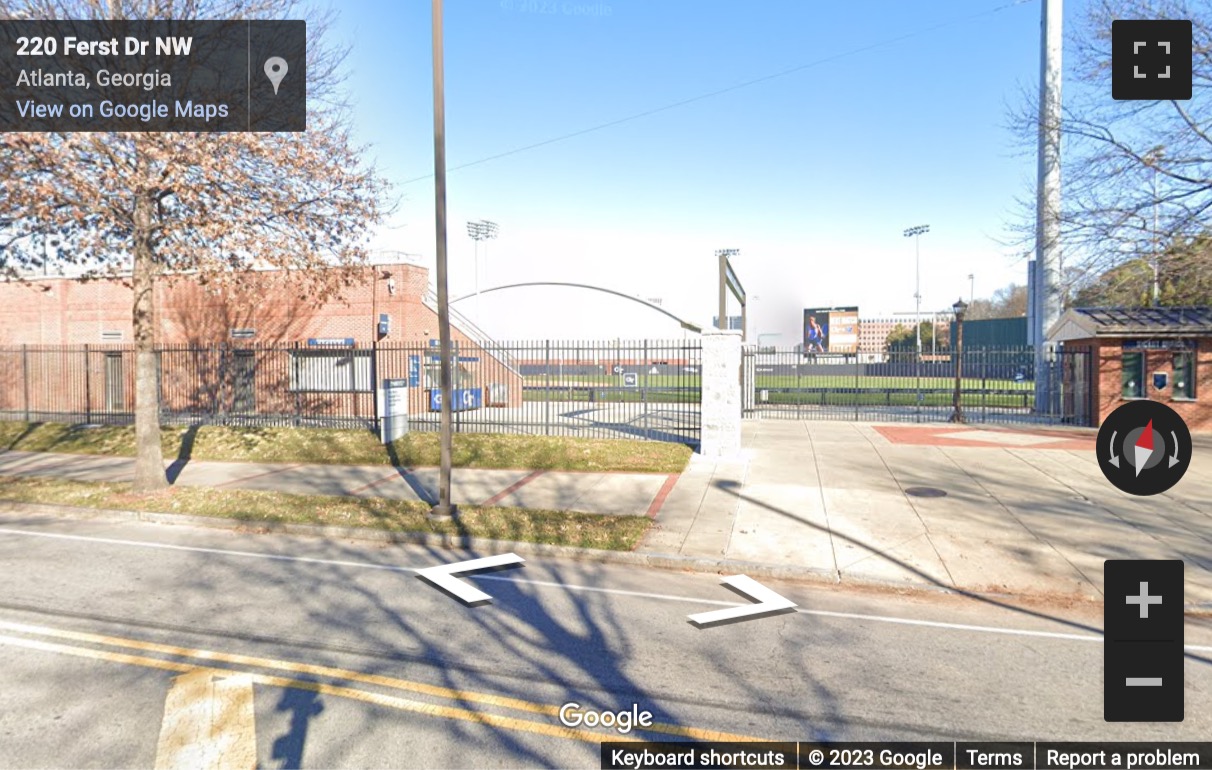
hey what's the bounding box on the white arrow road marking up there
[688,575,797,628]
[415,553,525,605]
[155,669,256,770]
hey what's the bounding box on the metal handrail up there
[422,289,522,377]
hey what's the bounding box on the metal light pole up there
[467,220,499,321]
[931,310,937,358]
[950,297,968,424]
[1034,0,1063,418]
[430,0,455,520]
[903,225,929,362]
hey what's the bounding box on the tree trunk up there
[131,191,167,492]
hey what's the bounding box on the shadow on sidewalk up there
[384,440,441,507]
[165,424,201,484]
[711,478,1212,668]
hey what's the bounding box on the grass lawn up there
[0,475,651,551]
[0,422,691,474]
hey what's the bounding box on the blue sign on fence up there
[429,388,483,412]
[408,355,421,387]
[427,354,481,363]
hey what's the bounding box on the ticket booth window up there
[1173,350,1196,400]
[1121,350,1145,398]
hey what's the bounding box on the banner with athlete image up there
[804,307,858,354]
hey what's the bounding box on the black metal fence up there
[742,345,1093,425]
[0,340,704,447]
[400,339,702,446]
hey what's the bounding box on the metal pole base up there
[428,503,459,522]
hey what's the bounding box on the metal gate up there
[742,345,1092,426]
[397,339,704,447]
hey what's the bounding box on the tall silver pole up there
[915,234,922,360]
[1034,0,1063,416]
[431,0,455,518]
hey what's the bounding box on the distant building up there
[857,316,949,359]
[858,318,903,353]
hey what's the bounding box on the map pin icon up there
[264,57,288,95]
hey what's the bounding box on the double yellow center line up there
[0,618,764,745]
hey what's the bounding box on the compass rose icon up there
[1098,401,1192,496]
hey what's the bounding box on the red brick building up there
[1049,307,1212,431]
[0,261,523,423]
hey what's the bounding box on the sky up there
[330,0,1079,342]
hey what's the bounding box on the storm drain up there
[904,487,948,498]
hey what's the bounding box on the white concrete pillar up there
[700,329,742,457]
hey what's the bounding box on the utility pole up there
[1034,0,1063,417]
[968,274,975,304]
[430,0,455,519]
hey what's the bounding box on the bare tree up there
[0,0,391,491]
[1007,0,1212,303]
[966,283,1030,320]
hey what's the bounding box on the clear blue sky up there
[331,0,1080,341]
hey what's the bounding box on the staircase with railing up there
[422,288,521,378]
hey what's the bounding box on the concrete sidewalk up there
[645,421,1212,607]
[3,420,1210,606]
[0,450,676,517]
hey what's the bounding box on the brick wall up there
[0,262,524,418]
[1084,337,1212,431]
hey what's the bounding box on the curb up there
[0,500,845,583]
[4,500,1210,614]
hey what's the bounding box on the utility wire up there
[401,0,1035,185]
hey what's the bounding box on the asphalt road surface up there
[1,512,1210,769]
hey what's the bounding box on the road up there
[1,512,1210,769]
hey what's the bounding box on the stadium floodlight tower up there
[902,225,930,360]
[466,219,499,320]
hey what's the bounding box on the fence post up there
[980,350,988,423]
[544,340,551,437]
[699,329,742,456]
[84,344,92,424]
[853,351,860,421]
[643,339,650,441]
[22,344,30,423]
[371,340,380,435]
